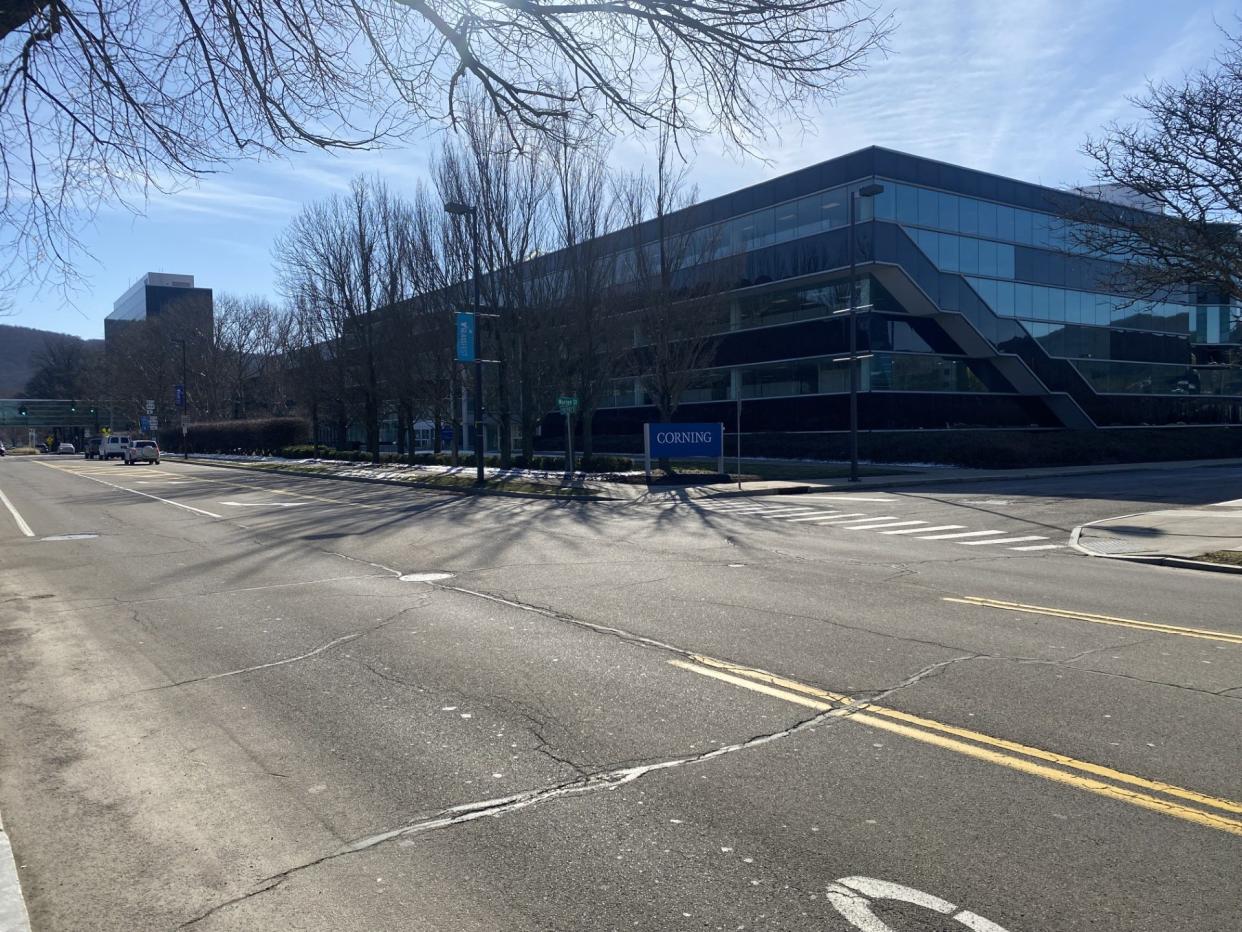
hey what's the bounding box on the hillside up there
[0,323,103,396]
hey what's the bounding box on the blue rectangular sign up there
[139,415,150,432]
[174,384,185,408]
[647,423,723,458]
[455,312,476,362]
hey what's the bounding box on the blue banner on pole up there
[440,426,454,444]
[455,312,476,362]
[174,384,185,408]
[647,423,723,458]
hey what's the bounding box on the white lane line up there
[765,509,829,518]
[807,512,869,523]
[916,530,1007,541]
[0,486,34,537]
[0,809,32,932]
[1010,544,1065,551]
[957,535,1048,546]
[845,520,928,531]
[36,463,222,519]
[881,524,965,536]
[219,501,311,508]
[785,513,847,522]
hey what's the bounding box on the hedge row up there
[161,417,310,454]
[275,446,634,472]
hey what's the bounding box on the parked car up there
[0,441,6,456]
[84,436,103,459]
[124,440,160,465]
[100,435,131,460]
[35,443,47,453]
[57,442,76,454]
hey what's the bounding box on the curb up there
[185,458,622,502]
[1069,517,1242,576]
[0,810,32,932]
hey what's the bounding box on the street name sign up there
[557,395,579,415]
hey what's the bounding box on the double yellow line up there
[671,654,1242,837]
[944,596,1242,645]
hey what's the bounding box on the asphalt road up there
[0,454,1239,932]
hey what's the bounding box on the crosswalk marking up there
[845,520,928,531]
[880,524,964,535]
[816,515,896,525]
[690,500,1066,553]
[957,535,1048,546]
[916,529,1007,541]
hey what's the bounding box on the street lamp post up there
[847,182,885,483]
[172,337,188,461]
[445,201,486,486]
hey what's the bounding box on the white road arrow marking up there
[825,876,1013,932]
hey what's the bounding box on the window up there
[978,200,998,238]
[958,197,979,235]
[918,187,939,228]
[896,184,918,223]
[938,191,959,231]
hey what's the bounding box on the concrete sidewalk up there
[1072,498,1242,573]
[629,457,1242,503]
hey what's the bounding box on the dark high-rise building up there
[104,272,213,344]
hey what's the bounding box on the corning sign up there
[646,423,723,459]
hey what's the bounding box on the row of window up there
[1073,360,1242,396]
[603,353,994,407]
[1195,305,1242,345]
[1020,321,1191,365]
[966,277,1191,334]
[909,229,1016,279]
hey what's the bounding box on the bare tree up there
[619,132,727,443]
[1076,26,1242,330]
[275,175,416,461]
[435,101,556,465]
[22,332,97,398]
[548,124,624,461]
[1,0,889,290]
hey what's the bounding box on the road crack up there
[179,662,942,928]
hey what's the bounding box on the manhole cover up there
[399,572,455,583]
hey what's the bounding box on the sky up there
[6,0,1236,339]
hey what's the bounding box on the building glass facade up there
[563,147,1241,434]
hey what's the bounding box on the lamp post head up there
[858,183,885,198]
[444,201,476,216]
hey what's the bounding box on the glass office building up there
[574,147,1241,434]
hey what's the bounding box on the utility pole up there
[445,201,486,486]
[172,337,188,460]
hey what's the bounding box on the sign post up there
[643,423,725,479]
[557,395,579,474]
